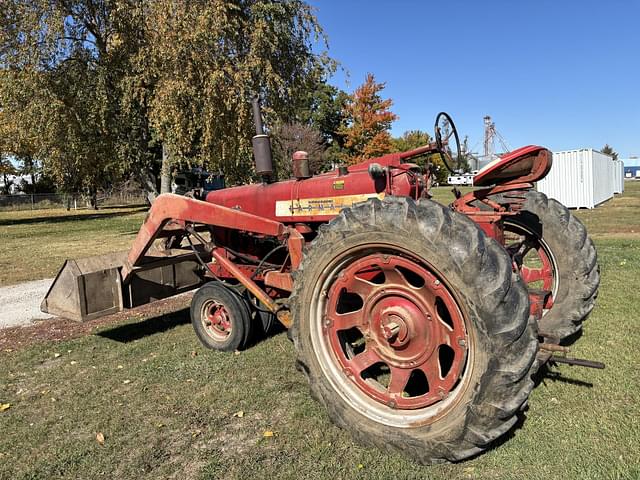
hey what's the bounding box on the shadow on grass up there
[98,306,286,347]
[0,206,148,227]
[461,359,596,463]
[98,308,190,343]
[534,363,594,388]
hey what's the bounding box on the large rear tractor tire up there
[290,197,537,464]
[501,191,599,341]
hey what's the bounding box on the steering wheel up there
[434,112,462,173]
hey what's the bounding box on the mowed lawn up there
[1,185,639,479]
[0,206,147,286]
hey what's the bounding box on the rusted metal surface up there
[322,253,467,410]
[276,310,293,328]
[121,194,286,281]
[200,299,233,341]
[473,146,552,187]
[264,271,294,292]
[540,342,570,353]
[549,356,605,369]
[41,252,127,322]
[210,249,279,314]
[286,228,305,270]
[292,151,311,179]
[42,248,205,322]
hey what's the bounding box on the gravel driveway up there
[0,279,54,328]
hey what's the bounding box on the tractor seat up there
[474,145,552,187]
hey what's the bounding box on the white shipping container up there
[613,159,624,194]
[537,149,615,209]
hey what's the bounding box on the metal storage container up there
[613,160,624,194]
[537,149,615,209]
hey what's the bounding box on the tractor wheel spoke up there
[387,368,412,397]
[348,277,376,299]
[349,347,381,375]
[329,310,364,331]
[382,266,409,288]
[419,359,442,391]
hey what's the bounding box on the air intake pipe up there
[251,97,273,183]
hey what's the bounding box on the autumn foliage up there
[339,73,398,165]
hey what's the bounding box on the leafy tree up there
[0,0,134,204]
[297,83,348,144]
[392,130,431,153]
[271,123,327,179]
[601,144,619,161]
[391,130,448,185]
[339,73,398,165]
[0,154,17,194]
[1,0,334,202]
[132,0,334,190]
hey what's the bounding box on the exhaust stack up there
[251,98,273,182]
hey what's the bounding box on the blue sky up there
[310,0,640,158]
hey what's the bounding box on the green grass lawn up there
[0,185,639,479]
[0,206,147,286]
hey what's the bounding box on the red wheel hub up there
[323,254,468,410]
[203,301,232,339]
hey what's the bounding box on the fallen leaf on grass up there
[96,432,105,445]
[263,430,277,438]
[232,411,244,418]
[0,403,10,412]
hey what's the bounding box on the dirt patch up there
[0,293,193,352]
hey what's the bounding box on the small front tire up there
[191,282,251,352]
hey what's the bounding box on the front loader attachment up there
[41,193,289,323]
[41,252,127,322]
[41,247,206,322]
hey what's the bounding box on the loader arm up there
[121,193,287,282]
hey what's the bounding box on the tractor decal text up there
[275,193,385,217]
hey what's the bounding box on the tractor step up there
[41,247,207,322]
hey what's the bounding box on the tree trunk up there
[136,170,159,205]
[160,143,172,195]
[90,187,98,210]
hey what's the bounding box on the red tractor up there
[42,100,601,464]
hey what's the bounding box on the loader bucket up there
[41,252,128,322]
[41,249,206,322]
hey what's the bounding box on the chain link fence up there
[0,191,148,211]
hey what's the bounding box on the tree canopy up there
[0,0,334,199]
[339,73,397,165]
[601,144,619,161]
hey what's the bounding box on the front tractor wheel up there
[291,197,537,464]
[190,282,251,352]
